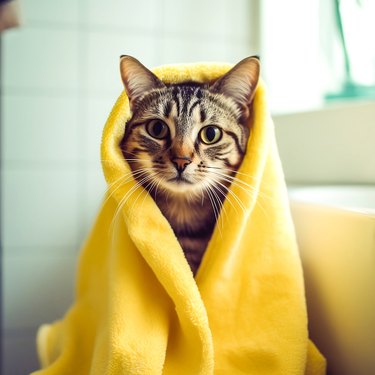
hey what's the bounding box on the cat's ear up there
[210,56,260,109]
[120,55,165,105]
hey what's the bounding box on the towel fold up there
[33,62,326,375]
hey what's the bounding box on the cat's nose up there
[171,157,192,173]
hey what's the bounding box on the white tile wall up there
[22,0,81,25]
[3,27,80,92]
[274,101,375,184]
[163,0,228,37]
[161,34,228,64]
[84,165,107,232]
[87,0,161,31]
[2,168,80,248]
[3,253,76,330]
[224,0,256,39]
[2,94,80,163]
[85,95,117,162]
[227,38,258,62]
[86,31,159,95]
[1,1,257,374]
[3,335,40,375]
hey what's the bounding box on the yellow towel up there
[32,62,326,375]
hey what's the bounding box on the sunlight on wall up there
[260,0,375,113]
[340,0,375,85]
[260,0,322,114]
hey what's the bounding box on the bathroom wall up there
[274,101,375,185]
[0,0,259,373]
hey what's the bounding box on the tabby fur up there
[119,56,260,274]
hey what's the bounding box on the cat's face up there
[120,56,260,198]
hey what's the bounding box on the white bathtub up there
[289,185,375,375]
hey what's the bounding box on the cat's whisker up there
[102,167,150,195]
[209,169,258,191]
[121,149,143,157]
[124,158,154,163]
[217,176,270,220]
[144,180,157,201]
[220,177,269,218]
[208,184,227,232]
[138,172,163,211]
[212,189,225,237]
[203,185,217,217]
[152,177,163,201]
[209,172,254,197]
[110,177,153,230]
[100,170,146,208]
[150,177,162,200]
[131,177,156,214]
[110,183,138,237]
[101,157,152,163]
[207,183,223,212]
[214,172,271,219]
[224,176,272,216]
[131,168,157,177]
[205,188,219,233]
[110,173,156,233]
[101,175,130,207]
[110,182,141,233]
[221,169,274,201]
[209,177,246,217]
[207,167,269,198]
[104,169,153,202]
[208,169,272,205]
[209,176,246,215]
[105,173,129,190]
[224,168,259,180]
[204,186,223,238]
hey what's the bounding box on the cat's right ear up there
[120,55,165,105]
[210,56,260,109]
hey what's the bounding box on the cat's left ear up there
[120,55,165,106]
[210,56,260,109]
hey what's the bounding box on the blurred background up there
[1,0,374,374]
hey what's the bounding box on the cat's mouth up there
[168,176,193,184]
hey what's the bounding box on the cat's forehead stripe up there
[200,107,207,123]
[163,100,172,118]
[187,99,201,118]
[181,90,191,115]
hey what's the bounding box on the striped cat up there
[120,56,260,275]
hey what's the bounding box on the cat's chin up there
[159,179,204,196]
[167,176,193,185]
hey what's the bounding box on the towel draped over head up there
[32,62,326,375]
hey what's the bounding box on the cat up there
[119,56,260,275]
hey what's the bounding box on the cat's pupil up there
[205,127,216,142]
[153,122,163,136]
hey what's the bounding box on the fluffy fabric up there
[33,63,326,375]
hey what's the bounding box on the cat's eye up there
[199,126,222,144]
[146,120,169,139]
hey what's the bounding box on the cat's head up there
[120,56,260,197]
